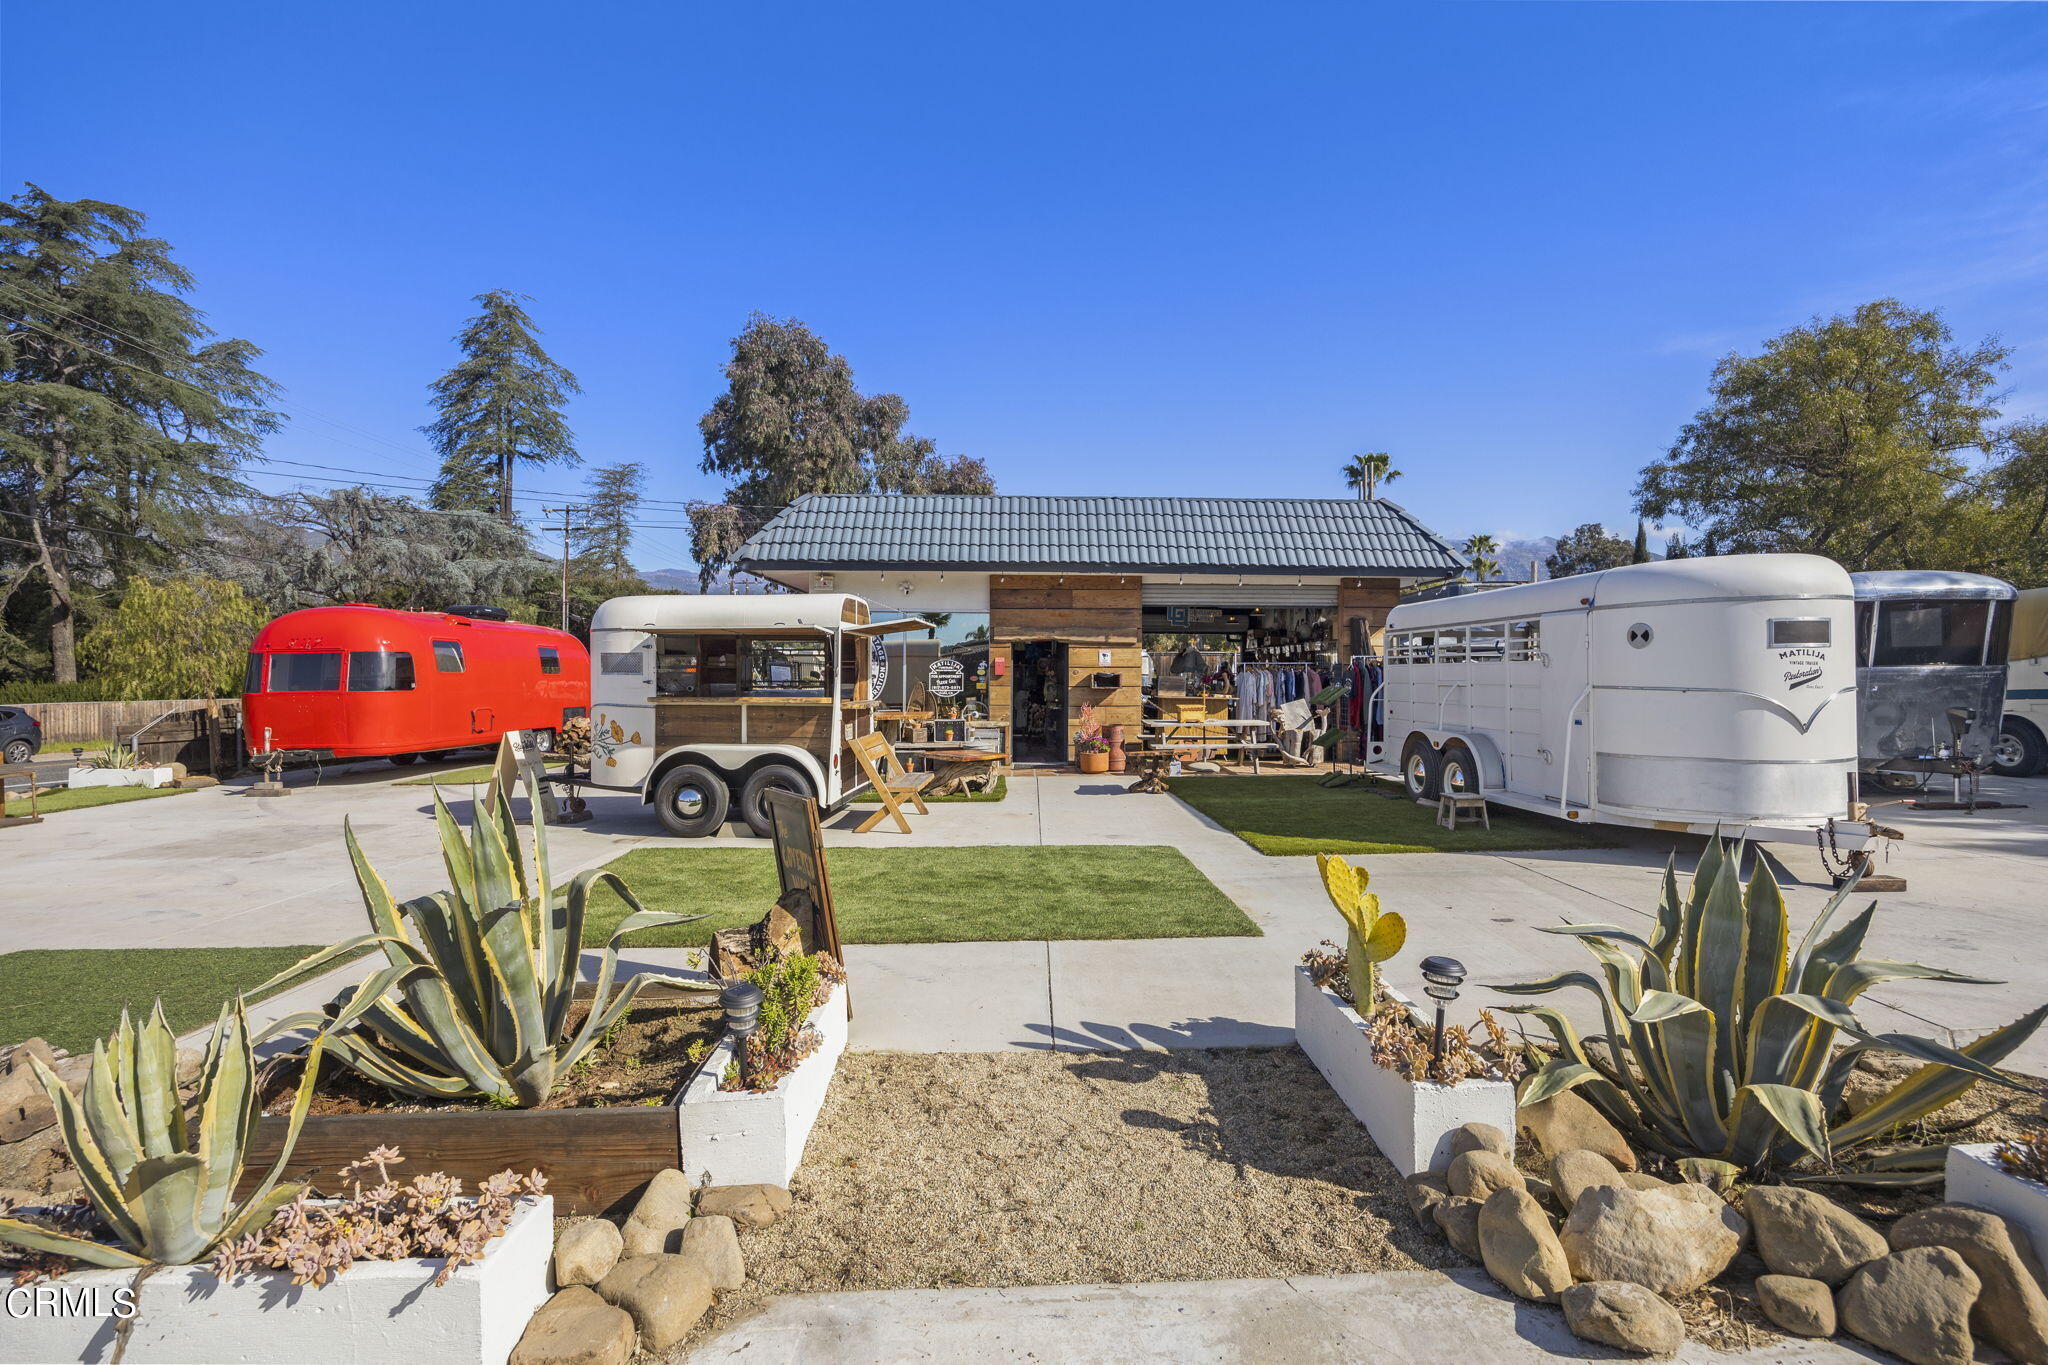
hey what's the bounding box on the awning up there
[844,617,935,637]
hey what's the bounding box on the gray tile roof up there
[734,494,1467,577]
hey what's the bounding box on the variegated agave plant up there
[255,739,716,1107]
[1493,835,2046,1180]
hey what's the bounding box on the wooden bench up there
[849,732,933,834]
[1436,792,1490,831]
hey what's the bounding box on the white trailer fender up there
[1407,728,1507,793]
[643,744,826,802]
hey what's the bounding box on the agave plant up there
[0,999,336,1267]
[255,739,716,1107]
[86,742,139,770]
[1317,853,1407,1007]
[1494,835,2046,1178]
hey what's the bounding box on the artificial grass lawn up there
[1170,775,1614,856]
[0,946,330,1054]
[851,776,1008,803]
[7,784,192,816]
[583,844,1258,947]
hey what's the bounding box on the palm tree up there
[1341,452,1401,501]
[1463,533,1501,583]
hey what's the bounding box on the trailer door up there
[1537,611,1591,808]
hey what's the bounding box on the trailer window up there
[1509,620,1540,658]
[244,653,264,694]
[746,637,830,695]
[432,640,465,673]
[347,651,416,692]
[601,651,646,676]
[1872,601,1991,668]
[1467,623,1506,661]
[267,652,342,692]
[657,635,700,695]
[1768,618,1831,648]
[538,647,562,676]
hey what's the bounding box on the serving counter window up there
[656,632,838,699]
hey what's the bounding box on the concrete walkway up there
[679,1268,1862,1363]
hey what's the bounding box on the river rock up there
[1434,1196,1484,1259]
[1560,1281,1684,1358]
[678,1214,745,1292]
[596,1253,715,1352]
[509,1286,637,1365]
[1745,1185,1888,1286]
[697,1183,791,1228]
[1448,1149,1524,1202]
[1404,1171,1451,1221]
[1550,1149,1626,1210]
[621,1168,693,1254]
[1620,1172,1671,1191]
[1519,1089,1636,1170]
[1891,1204,2048,1363]
[1837,1247,1981,1365]
[1478,1186,1573,1302]
[1449,1122,1513,1162]
[554,1218,624,1287]
[1756,1274,1836,1337]
[1560,1185,1742,1295]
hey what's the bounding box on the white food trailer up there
[584,593,928,837]
[1371,554,1869,845]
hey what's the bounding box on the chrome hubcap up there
[1994,735,2024,769]
[1443,760,1470,793]
[672,786,707,818]
[1405,754,1429,791]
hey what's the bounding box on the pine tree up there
[572,462,645,580]
[423,291,580,519]
[1631,518,1651,563]
[1665,533,1691,560]
[0,185,278,682]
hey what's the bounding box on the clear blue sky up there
[5,2,2046,570]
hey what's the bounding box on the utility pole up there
[543,504,575,631]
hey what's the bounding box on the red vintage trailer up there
[243,604,589,763]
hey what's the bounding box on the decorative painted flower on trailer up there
[591,716,642,768]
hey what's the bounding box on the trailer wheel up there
[654,764,729,838]
[1400,736,1441,800]
[1992,719,2046,778]
[388,753,419,766]
[737,763,813,838]
[527,728,557,755]
[1439,741,1481,796]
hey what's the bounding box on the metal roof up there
[733,494,1468,578]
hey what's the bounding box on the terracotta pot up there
[1106,725,1127,773]
[1077,750,1109,774]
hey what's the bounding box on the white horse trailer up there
[1372,554,1867,845]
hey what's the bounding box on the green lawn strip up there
[396,759,567,786]
[582,844,1259,946]
[850,776,1008,804]
[8,785,193,816]
[0,945,345,1054]
[1169,775,1613,856]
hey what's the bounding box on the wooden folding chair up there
[850,732,933,834]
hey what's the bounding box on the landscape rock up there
[1433,1196,1484,1260]
[620,1168,693,1254]
[175,775,220,789]
[1560,1280,1684,1358]
[0,1039,58,1108]
[1840,1051,1920,1117]
[1404,1172,1451,1221]
[1518,1089,1636,1169]
[1448,1122,1513,1162]
[1756,1274,1836,1337]
[1447,1149,1524,1202]
[1478,1186,1573,1302]
[174,1048,206,1087]
[1550,1149,1626,1210]
[678,1214,745,1291]
[1891,1204,2048,1363]
[1560,1185,1742,1295]
[1665,1183,1749,1248]
[1525,1176,1561,1212]
[1745,1185,1888,1286]
[554,1217,624,1287]
[0,1186,40,1209]
[1619,1172,1670,1191]
[509,1285,637,1365]
[1836,1246,1981,1365]
[696,1183,791,1228]
[596,1253,715,1353]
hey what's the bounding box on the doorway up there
[1013,640,1068,762]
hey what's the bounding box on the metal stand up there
[249,749,290,797]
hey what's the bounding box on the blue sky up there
[5,2,2046,570]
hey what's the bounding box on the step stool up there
[1437,792,1490,831]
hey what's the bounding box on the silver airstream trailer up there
[1850,571,2017,792]
[584,593,928,837]
[1374,554,1865,843]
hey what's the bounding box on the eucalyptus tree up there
[424,290,580,519]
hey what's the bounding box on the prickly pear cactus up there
[1317,853,1407,1008]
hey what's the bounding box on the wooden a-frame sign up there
[763,787,849,1015]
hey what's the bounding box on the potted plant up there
[1293,855,1518,1174]
[66,742,176,791]
[1075,705,1111,774]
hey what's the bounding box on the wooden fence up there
[15,698,244,774]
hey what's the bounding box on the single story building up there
[733,494,1466,762]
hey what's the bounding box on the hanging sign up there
[927,657,965,699]
[868,638,888,700]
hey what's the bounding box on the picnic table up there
[1141,717,1282,774]
[917,747,1005,797]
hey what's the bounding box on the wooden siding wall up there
[1338,578,1403,656]
[989,574,1143,760]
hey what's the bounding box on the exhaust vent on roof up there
[444,604,511,621]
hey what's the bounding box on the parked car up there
[0,706,42,765]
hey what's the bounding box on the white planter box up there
[1292,966,1516,1177]
[1947,1143,2048,1251]
[65,767,175,790]
[0,1195,552,1365]
[678,985,848,1187]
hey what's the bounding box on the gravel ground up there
[675,1048,1455,1355]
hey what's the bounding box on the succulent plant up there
[0,998,337,1267]
[1493,834,2046,1177]
[254,737,718,1106]
[86,742,139,770]
[1316,853,1407,1008]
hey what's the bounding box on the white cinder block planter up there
[1947,1143,2048,1251]
[0,1195,552,1365]
[679,985,848,1187]
[65,767,175,790]
[1293,966,1516,1176]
